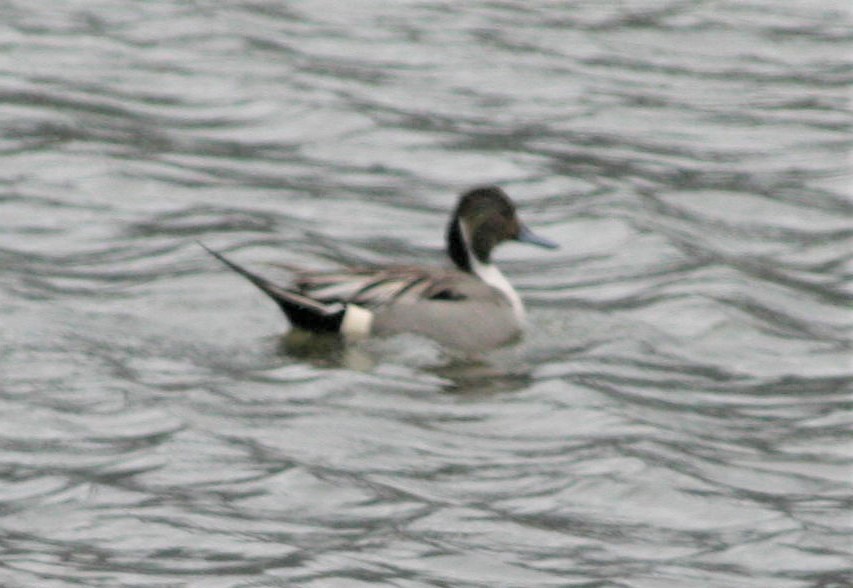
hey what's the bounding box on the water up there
[1,1,851,586]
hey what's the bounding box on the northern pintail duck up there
[203,186,557,352]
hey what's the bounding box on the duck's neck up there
[447,218,525,320]
[447,218,473,273]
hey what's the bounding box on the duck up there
[202,186,558,352]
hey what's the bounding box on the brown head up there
[446,186,557,271]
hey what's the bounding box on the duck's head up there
[447,186,558,271]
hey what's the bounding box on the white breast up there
[458,220,525,322]
[469,256,525,322]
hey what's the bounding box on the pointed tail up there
[199,242,346,333]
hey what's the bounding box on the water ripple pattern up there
[0,1,850,587]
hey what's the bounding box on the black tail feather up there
[199,242,345,333]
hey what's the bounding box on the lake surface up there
[1,1,851,586]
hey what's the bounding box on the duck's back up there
[293,266,523,351]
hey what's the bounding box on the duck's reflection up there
[277,329,376,371]
[276,329,535,394]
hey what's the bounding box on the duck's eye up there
[430,289,466,301]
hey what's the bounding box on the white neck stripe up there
[460,221,525,321]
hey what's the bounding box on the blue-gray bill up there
[517,225,559,249]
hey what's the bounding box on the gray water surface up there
[1,1,851,587]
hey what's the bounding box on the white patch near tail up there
[341,304,374,339]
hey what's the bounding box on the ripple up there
[0,0,850,586]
